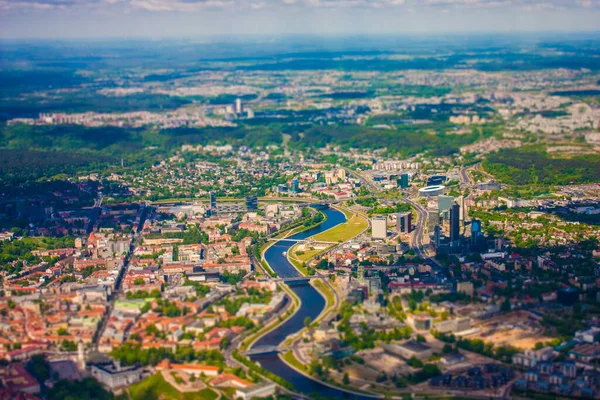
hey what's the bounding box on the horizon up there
[1,0,600,39]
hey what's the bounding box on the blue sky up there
[0,0,599,38]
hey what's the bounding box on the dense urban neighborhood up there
[1,33,600,400]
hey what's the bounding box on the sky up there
[0,0,599,39]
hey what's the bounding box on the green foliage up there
[337,302,412,350]
[232,350,294,390]
[432,330,520,362]
[484,147,600,185]
[26,355,50,383]
[47,377,114,400]
[111,342,224,367]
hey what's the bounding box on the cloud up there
[1,0,599,13]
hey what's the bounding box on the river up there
[250,207,378,399]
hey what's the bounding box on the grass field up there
[311,210,368,243]
[312,279,335,311]
[127,373,218,400]
[289,243,333,263]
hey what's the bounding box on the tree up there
[343,373,350,385]
[442,344,453,354]
[304,316,312,328]
[27,355,50,383]
[133,277,145,286]
[501,298,511,312]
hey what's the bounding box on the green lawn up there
[312,279,335,311]
[127,373,218,400]
[289,243,333,263]
[281,351,308,373]
[312,211,368,243]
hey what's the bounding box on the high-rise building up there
[399,173,409,189]
[457,196,465,221]
[438,195,454,213]
[397,212,412,234]
[433,225,442,248]
[372,216,387,239]
[450,202,461,248]
[209,191,217,210]
[245,195,258,211]
[246,109,254,118]
[290,178,299,193]
[428,209,440,232]
[235,98,242,114]
[471,219,483,246]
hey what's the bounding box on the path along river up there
[250,207,378,399]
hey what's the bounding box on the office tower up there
[433,225,442,248]
[458,196,465,221]
[438,195,454,213]
[399,173,409,189]
[235,98,242,114]
[290,178,299,193]
[371,216,387,239]
[471,219,483,246]
[246,109,254,118]
[397,212,412,234]
[246,195,258,211]
[450,202,460,247]
[428,209,440,232]
[209,191,217,209]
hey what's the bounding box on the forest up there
[483,148,600,185]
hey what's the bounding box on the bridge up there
[278,276,313,286]
[244,345,290,357]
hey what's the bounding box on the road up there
[92,202,148,347]
[347,167,449,279]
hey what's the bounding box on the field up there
[311,209,368,243]
[289,243,333,263]
[466,311,550,350]
[126,373,218,400]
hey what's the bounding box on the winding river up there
[250,207,378,399]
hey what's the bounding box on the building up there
[408,314,433,331]
[434,317,472,334]
[209,191,217,210]
[398,212,412,234]
[399,173,409,189]
[235,382,277,400]
[245,195,258,211]
[575,327,600,344]
[290,178,299,193]
[457,281,474,297]
[372,216,387,239]
[512,347,555,368]
[427,175,446,186]
[89,362,144,389]
[438,195,454,213]
[419,185,446,197]
[471,219,484,246]
[235,98,243,114]
[450,202,461,248]
[0,363,40,395]
[382,340,433,360]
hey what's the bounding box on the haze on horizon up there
[0,0,599,40]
